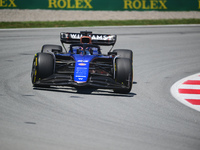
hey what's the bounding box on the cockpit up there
[69,44,101,55]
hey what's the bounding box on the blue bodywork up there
[74,54,95,83]
[56,48,111,83]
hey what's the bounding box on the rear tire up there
[31,53,54,87]
[41,44,62,53]
[113,49,133,60]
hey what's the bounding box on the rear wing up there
[60,31,117,46]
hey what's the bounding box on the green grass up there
[0,19,200,28]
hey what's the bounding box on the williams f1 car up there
[31,31,133,93]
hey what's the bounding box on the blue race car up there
[31,31,133,93]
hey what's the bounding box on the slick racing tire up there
[114,58,133,94]
[31,53,54,87]
[41,44,62,53]
[113,49,133,60]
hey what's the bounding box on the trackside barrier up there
[0,0,200,11]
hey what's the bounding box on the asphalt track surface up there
[0,25,200,150]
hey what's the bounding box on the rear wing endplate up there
[60,31,117,46]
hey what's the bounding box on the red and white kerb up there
[171,73,200,112]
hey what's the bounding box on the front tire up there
[31,53,54,87]
[114,58,133,94]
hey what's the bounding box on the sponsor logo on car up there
[78,63,87,66]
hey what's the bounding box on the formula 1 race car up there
[31,31,133,93]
